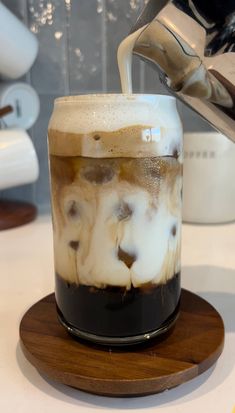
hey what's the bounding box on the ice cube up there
[81,164,114,184]
[68,240,80,251]
[116,202,133,220]
[65,200,80,220]
[117,246,136,269]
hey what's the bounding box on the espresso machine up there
[131,0,235,142]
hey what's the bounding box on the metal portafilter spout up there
[130,0,235,142]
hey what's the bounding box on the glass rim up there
[54,93,175,105]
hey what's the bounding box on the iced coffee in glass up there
[48,94,183,345]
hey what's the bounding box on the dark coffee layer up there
[55,273,180,338]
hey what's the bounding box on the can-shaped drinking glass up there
[48,94,183,345]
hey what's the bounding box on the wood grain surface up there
[0,200,37,230]
[19,289,224,397]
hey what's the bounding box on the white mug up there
[183,132,235,224]
[0,2,38,79]
[0,82,40,129]
[0,128,39,190]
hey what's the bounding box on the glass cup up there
[48,94,183,345]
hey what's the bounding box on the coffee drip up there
[118,0,235,141]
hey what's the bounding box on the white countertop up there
[0,215,235,413]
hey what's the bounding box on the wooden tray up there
[0,200,37,230]
[19,289,224,397]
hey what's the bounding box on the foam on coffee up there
[48,94,182,160]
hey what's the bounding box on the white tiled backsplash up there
[0,0,212,211]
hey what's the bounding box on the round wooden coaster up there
[20,289,224,397]
[0,199,37,230]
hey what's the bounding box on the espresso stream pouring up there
[118,0,235,141]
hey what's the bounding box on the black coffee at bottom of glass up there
[55,273,180,341]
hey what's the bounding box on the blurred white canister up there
[183,132,235,224]
[0,128,39,190]
[0,2,38,79]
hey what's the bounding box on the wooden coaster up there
[20,289,224,397]
[0,200,37,230]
